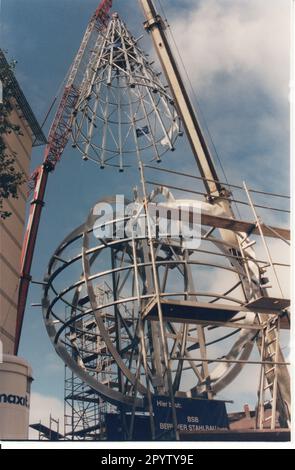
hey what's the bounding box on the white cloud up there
[29,392,64,440]
[169,0,290,106]
[155,0,291,193]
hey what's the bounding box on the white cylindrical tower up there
[0,354,33,439]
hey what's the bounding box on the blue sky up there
[0,0,291,427]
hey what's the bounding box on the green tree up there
[0,57,25,219]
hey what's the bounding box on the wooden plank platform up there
[159,204,290,240]
[143,298,290,329]
[29,423,64,440]
[200,213,290,240]
[246,297,290,311]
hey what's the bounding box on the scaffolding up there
[63,286,116,440]
[30,414,62,441]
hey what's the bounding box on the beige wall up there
[0,107,34,354]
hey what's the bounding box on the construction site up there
[0,0,291,443]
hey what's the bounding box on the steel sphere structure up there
[42,189,262,410]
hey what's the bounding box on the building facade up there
[0,50,46,355]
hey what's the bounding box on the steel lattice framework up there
[16,0,290,440]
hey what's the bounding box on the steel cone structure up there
[71,13,181,169]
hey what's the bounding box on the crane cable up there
[39,65,72,132]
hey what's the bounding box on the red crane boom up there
[15,0,113,354]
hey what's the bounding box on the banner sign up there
[152,396,229,436]
[105,413,152,441]
[105,397,228,440]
